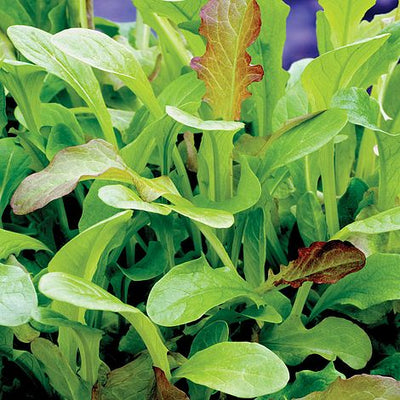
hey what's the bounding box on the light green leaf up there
[174,342,289,398]
[0,60,46,151]
[99,184,234,228]
[193,157,261,214]
[52,28,162,118]
[0,263,37,326]
[260,317,372,369]
[261,109,348,176]
[7,26,115,145]
[302,35,389,110]
[243,208,266,287]
[331,87,397,135]
[39,272,170,376]
[311,253,400,318]
[334,206,400,238]
[297,191,327,245]
[147,256,263,326]
[99,184,171,216]
[30,338,90,400]
[376,65,400,210]
[249,0,290,135]
[0,228,49,259]
[166,106,244,132]
[318,0,375,47]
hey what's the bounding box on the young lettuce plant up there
[1,0,400,399]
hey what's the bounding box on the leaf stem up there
[320,142,339,237]
[289,281,313,319]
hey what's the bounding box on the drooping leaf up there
[93,353,155,400]
[155,367,189,400]
[0,262,37,326]
[30,338,90,400]
[39,272,170,377]
[260,317,372,369]
[266,240,366,289]
[318,0,375,47]
[0,229,50,259]
[52,28,162,118]
[191,0,264,120]
[99,184,234,228]
[311,253,400,318]
[298,374,400,400]
[7,26,115,145]
[173,342,289,397]
[11,140,132,215]
[147,256,263,326]
[166,106,244,131]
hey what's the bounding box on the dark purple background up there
[93,0,399,68]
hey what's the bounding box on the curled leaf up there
[191,0,264,120]
[269,240,366,288]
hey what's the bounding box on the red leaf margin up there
[191,0,264,121]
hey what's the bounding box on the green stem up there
[289,281,313,319]
[196,222,237,274]
[136,12,151,50]
[320,142,339,237]
[55,199,74,240]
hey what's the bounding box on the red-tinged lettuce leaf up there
[191,0,264,120]
[154,367,189,400]
[268,240,366,289]
[297,374,400,400]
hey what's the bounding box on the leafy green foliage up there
[2,0,400,398]
[174,342,289,397]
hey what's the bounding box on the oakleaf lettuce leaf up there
[191,0,264,120]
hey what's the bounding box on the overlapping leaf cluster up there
[0,0,400,399]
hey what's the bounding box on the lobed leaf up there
[268,240,366,289]
[261,316,372,369]
[191,0,264,120]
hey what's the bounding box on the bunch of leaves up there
[0,0,400,399]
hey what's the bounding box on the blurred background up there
[93,0,399,69]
